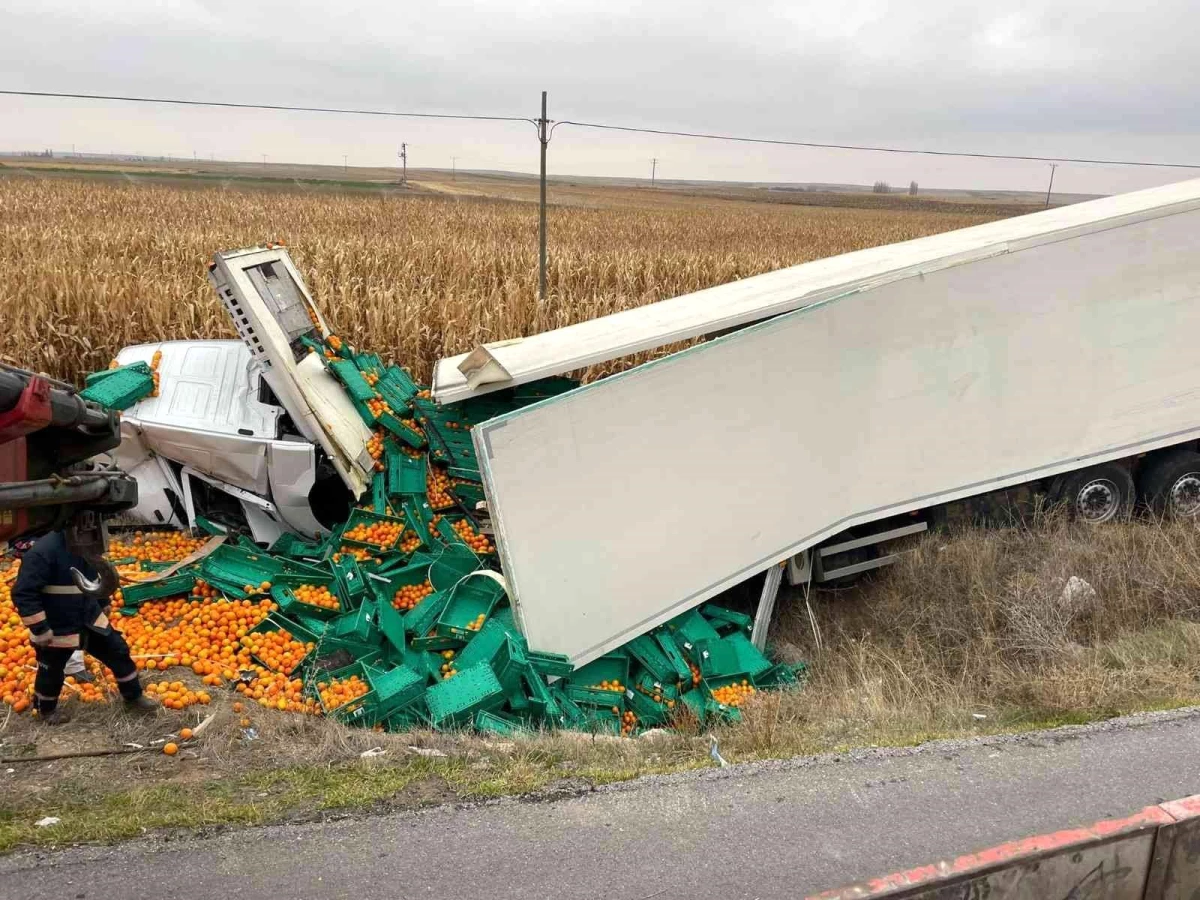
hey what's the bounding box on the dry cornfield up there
[0,176,1002,385]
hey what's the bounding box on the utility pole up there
[261,154,267,170]
[1045,163,1057,209]
[398,144,407,184]
[343,154,348,174]
[650,157,657,187]
[451,156,459,181]
[538,90,549,302]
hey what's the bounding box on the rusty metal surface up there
[1148,796,1200,900]
[809,805,1179,900]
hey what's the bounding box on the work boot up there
[37,707,72,726]
[124,694,160,715]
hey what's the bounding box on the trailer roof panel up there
[432,177,1200,404]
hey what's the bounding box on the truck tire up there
[1057,463,1134,523]
[1137,450,1200,517]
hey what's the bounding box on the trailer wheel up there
[1138,451,1200,517]
[1058,463,1134,523]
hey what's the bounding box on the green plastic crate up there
[243,614,319,675]
[271,572,343,620]
[365,664,425,716]
[625,635,679,684]
[340,508,406,552]
[668,608,721,649]
[653,632,695,684]
[424,662,506,728]
[526,650,573,679]
[119,572,196,611]
[435,575,505,640]
[428,545,484,591]
[371,475,391,515]
[308,660,376,723]
[328,359,376,401]
[79,362,154,410]
[546,685,589,729]
[330,554,369,608]
[625,684,670,727]
[695,633,772,682]
[700,603,754,636]
[378,410,426,448]
[199,546,285,597]
[474,709,529,736]
[378,366,419,405]
[451,617,509,670]
[327,597,381,647]
[385,441,427,496]
[450,479,486,509]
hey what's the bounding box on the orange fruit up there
[179,727,194,740]
[163,742,179,756]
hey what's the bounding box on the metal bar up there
[538,90,548,301]
[818,553,900,581]
[818,521,928,557]
[750,563,784,651]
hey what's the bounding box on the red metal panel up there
[0,436,29,542]
[808,805,1171,899]
[0,375,51,442]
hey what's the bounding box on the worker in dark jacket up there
[14,528,156,724]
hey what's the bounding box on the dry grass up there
[755,514,1200,753]
[0,176,999,385]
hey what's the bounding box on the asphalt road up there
[4,707,1200,900]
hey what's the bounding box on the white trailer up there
[433,178,1200,668]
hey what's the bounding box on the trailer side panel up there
[476,206,1200,665]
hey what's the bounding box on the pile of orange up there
[366,398,393,419]
[327,335,344,352]
[439,650,459,679]
[291,584,340,611]
[344,519,402,549]
[143,679,212,710]
[364,370,380,387]
[592,679,624,692]
[688,661,702,688]
[620,710,639,736]
[241,628,314,675]
[466,612,487,632]
[0,570,35,711]
[711,680,755,708]
[398,529,422,554]
[451,519,494,555]
[635,682,676,709]
[119,595,272,673]
[392,579,434,611]
[236,667,318,714]
[334,544,373,563]
[316,673,369,711]
[426,467,454,509]
[367,431,385,462]
[108,531,207,566]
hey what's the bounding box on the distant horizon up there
[0,149,1111,201]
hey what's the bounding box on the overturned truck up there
[110,179,1200,684]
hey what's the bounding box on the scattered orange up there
[163,742,178,756]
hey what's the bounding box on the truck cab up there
[109,247,373,545]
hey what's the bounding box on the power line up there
[552,120,1200,170]
[0,89,532,124]
[3,87,1199,170]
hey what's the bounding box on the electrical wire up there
[0,89,533,125]
[552,120,1200,170]
[3,88,1197,170]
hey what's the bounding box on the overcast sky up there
[2,0,1198,194]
